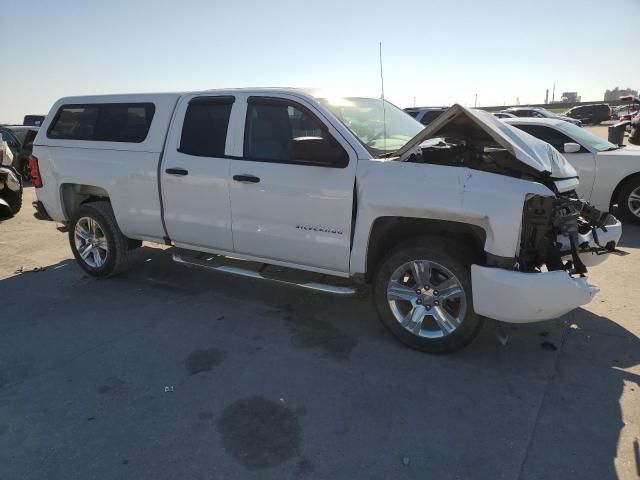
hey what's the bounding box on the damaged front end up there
[472,194,622,323]
[519,194,623,274]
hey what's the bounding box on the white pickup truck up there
[30,89,622,352]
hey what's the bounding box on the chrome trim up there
[172,254,357,297]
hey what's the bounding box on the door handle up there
[165,168,189,176]
[233,174,260,183]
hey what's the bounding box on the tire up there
[68,201,136,277]
[617,177,640,224]
[0,170,23,216]
[373,237,483,353]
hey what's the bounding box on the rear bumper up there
[471,265,598,323]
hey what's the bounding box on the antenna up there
[379,42,386,152]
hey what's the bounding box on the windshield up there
[556,122,619,152]
[535,109,556,118]
[319,97,424,156]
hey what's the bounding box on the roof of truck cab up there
[55,88,313,103]
[35,88,332,155]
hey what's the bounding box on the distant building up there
[561,91,580,103]
[604,87,638,101]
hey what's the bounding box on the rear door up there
[160,95,238,251]
[228,94,357,274]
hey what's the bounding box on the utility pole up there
[474,93,478,108]
[413,96,416,108]
[552,83,555,103]
[545,89,549,104]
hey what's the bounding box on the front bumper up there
[471,265,599,323]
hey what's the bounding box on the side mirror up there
[563,142,581,153]
[288,137,348,168]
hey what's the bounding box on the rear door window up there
[179,96,234,157]
[47,103,155,142]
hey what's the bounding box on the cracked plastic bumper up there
[471,264,599,323]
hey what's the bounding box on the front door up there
[228,96,357,274]
[161,95,237,251]
[563,152,597,201]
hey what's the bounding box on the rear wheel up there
[373,238,483,353]
[69,201,136,277]
[617,177,640,224]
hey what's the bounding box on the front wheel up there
[617,177,640,224]
[373,238,483,353]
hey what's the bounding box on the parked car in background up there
[0,140,22,217]
[29,91,621,353]
[629,113,640,145]
[0,126,39,180]
[564,104,611,124]
[505,117,640,223]
[492,111,516,119]
[0,135,14,167]
[403,107,447,126]
[616,96,640,122]
[504,107,582,126]
[23,115,46,127]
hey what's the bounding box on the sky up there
[1,0,639,123]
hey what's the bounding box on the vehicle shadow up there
[0,247,638,479]
[618,222,640,249]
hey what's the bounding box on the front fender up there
[350,160,553,275]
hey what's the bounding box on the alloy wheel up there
[387,260,467,338]
[628,186,640,219]
[74,217,109,268]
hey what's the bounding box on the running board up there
[171,250,358,297]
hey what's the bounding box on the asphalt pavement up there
[1,169,639,479]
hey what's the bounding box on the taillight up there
[28,155,43,188]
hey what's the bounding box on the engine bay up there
[405,137,548,185]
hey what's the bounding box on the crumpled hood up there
[395,104,578,179]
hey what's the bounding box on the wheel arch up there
[60,183,110,220]
[610,172,640,208]
[364,216,487,282]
